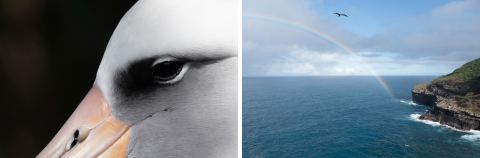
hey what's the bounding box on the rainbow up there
[243,13,397,100]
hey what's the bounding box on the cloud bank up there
[243,0,480,76]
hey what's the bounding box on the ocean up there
[243,76,480,157]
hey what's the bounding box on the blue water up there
[243,76,480,158]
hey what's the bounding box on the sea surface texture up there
[243,76,480,157]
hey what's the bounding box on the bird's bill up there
[37,86,131,158]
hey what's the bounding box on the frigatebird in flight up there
[333,13,348,17]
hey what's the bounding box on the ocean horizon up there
[243,76,480,157]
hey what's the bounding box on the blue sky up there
[243,0,480,76]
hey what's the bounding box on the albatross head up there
[37,0,237,157]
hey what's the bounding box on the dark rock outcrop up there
[412,82,480,131]
[412,58,480,130]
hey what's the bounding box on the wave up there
[399,100,418,106]
[409,114,480,141]
[409,114,441,126]
[461,131,480,141]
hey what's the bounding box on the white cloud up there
[361,0,480,60]
[334,67,343,72]
[243,0,479,76]
[243,40,258,52]
[295,50,345,64]
[264,57,318,76]
[345,68,356,73]
[430,0,480,19]
[333,67,367,75]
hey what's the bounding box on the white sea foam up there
[410,114,421,119]
[410,113,480,141]
[409,114,441,126]
[461,130,480,141]
[400,100,418,106]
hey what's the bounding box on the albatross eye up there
[152,61,184,82]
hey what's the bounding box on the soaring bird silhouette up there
[333,13,348,17]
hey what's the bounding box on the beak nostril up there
[66,126,92,151]
[66,138,77,151]
[76,126,91,142]
[70,139,78,149]
[74,130,79,139]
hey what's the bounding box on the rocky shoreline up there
[412,82,480,131]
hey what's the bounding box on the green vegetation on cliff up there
[419,58,480,113]
[433,58,480,83]
[421,58,480,94]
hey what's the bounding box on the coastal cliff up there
[412,58,480,131]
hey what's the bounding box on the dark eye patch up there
[115,57,186,100]
[116,58,156,98]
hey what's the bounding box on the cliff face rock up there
[412,80,480,131]
[412,58,480,130]
[412,86,437,107]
